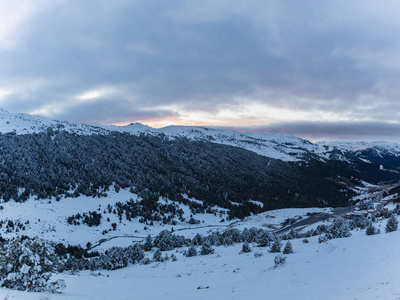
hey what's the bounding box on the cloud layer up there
[1,1,400,140]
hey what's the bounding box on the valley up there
[0,109,399,299]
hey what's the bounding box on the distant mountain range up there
[0,107,399,218]
[2,108,400,169]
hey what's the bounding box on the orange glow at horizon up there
[106,116,276,129]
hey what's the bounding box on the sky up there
[1,1,400,141]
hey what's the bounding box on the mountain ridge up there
[1,108,400,168]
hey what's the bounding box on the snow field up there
[1,221,400,300]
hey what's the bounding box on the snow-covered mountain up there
[0,108,339,162]
[319,141,400,168]
[2,108,400,168]
[0,108,108,135]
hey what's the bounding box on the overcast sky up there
[1,1,400,141]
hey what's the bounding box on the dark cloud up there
[217,121,400,142]
[1,1,400,139]
[55,98,179,125]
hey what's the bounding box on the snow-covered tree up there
[386,215,398,233]
[269,238,282,253]
[256,230,273,247]
[282,241,293,254]
[366,224,379,235]
[153,249,163,262]
[0,237,65,293]
[329,217,351,238]
[143,235,153,251]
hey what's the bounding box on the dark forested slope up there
[0,130,398,218]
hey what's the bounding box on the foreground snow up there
[0,216,399,299]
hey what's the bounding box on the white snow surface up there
[0,182,399,299]
[0,109,108,135]
[0,209,399,299]
[318,140,400,157]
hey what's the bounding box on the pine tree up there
[282,241,293,254]
[366,224,378,235]
[143,235,153,251]
[153,249,163,262]
[269,238,282,253]
[385,215,398,233]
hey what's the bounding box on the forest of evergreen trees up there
[0,130,397,217]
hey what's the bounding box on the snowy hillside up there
[0,108,331,162]
[0,185,399,299]
[0,108,108,135]
[2,108,400,166]
[319,140,400,168]
[318,140,400,152]
[158,125,329,162]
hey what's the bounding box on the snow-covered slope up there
[1,191,399,300]
[0,108,108,135]
[158,126,330,162]
[0,109,328,161]
[318,140,400,153]
[319,140,400,168]
[2,107,400,165]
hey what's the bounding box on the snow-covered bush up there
[0,237,65,293]
[153,230,187,251]
[274,255,286,268]
[86,243,144,271]
[350,215,371,230]
[253,252,263,258]
[241,242,251,253]
[186,246,197,257]
[200,242,214,255]
[329,217,351,238]
[191,233,204,246]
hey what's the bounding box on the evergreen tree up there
[269,238,282,253]
[256,230,272,247]
[153,249,163,262]
[386,215,398,233]
[366,224,379,235]
[282,241,293,254]
[143,235,153,251]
